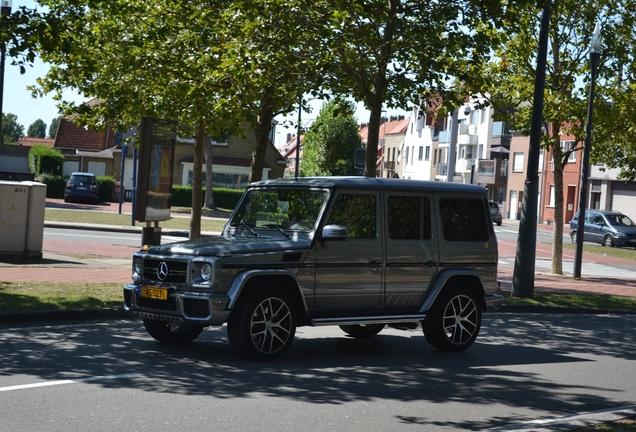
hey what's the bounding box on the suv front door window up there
[314,192,382,310]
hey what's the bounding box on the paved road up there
[1,315,636,431]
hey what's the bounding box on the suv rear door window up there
[387,195,431,240]
[439,198,489,241]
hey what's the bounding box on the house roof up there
[16,137,56,147]
[358,118,409,143]
[53,117,116,151]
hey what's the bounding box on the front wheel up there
[143,319,204,344]
[423,287,481,352]
[227,289,296,360]
[603,235,614,247]
[339,324,385,338]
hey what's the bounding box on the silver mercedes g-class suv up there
[124,177,502,360]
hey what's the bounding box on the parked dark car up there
[64,172,98,204]
[489,201,502,226]
[570,210,636,248]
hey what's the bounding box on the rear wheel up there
[227,288,296,360]
[603,235,614,247]
[423,287,481,352]
[143,319,204,344]
[339,324,385,338]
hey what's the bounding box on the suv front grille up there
[142,259,189,284]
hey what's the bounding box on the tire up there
[339,324,385,338]
[143,319,204,344]
[64,195,69,203]
[422,287,481,352]
[496,221,502,226]
[227,288,296,360]
[603,235,614,247]
[571,231,577,244]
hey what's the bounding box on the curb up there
[0,308,131,325]
[495,304,636,315]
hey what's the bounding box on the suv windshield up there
[230,188,328,232]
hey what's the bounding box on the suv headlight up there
[614,231,626,237]
[132,256,142,282]
[200,263,212,281]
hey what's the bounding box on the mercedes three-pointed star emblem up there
[157,262,169,281]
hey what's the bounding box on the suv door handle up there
[425,260,438,268]
[367,260,380,269]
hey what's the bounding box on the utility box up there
[0,181,47,259]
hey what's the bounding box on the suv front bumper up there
[123,284,231,326]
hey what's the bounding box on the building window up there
[562,140,577,163]
[548,185,556,207]
[411,146,415,164]
[513,152,525,172]
[418,146,424,161]
[405,146,410,164]
[480,109,486,124]
[425,146,430,161]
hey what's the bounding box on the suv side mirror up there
[321,225,348,241]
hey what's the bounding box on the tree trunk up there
[190,124,205,240]
[365,104,383,177]
[249,87,275,183]
[204,136,215,209]
[551,140,564,275]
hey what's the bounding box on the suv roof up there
[250,176,487,193]
[70,172,95,177]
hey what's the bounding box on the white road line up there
[0,373,144,392]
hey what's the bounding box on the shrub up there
[170,185,244,209]
[96,176,116,202]
[39,174,66,198]
[28,145,64,176]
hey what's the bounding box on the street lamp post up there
[573,23,602,279]
[0,0,12,146]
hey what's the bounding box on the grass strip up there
[500,290,636,311]
[0,282,123,312]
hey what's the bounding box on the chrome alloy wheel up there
[250,297,293,355]
[442,294,479,346]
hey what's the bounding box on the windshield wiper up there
[264,224,291,239]
[230,222,259,237]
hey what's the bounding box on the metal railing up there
[0,171,35,181]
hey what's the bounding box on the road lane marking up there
[0,373,144,392]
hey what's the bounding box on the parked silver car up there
[124,177,502,360]
[489,201,503,226]
[570,210,636,248]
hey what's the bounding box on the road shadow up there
[2,314,636,430]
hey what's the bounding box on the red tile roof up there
[53,117,116,151]
[16,137,55,147]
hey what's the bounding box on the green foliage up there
[48,116,61,138]
[2,113,24,143]
[171,185,244,209]
[28,144,64,176]
[39,174,66,198]
[96,176,115,202]
[300,97,362,177]
[27,119,47,138]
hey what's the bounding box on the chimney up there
[390,115,397,122]
[398,115,404,121]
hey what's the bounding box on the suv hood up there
[144,235,311,257]
[610,225,636,235]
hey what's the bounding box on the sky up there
[3,0,409,146]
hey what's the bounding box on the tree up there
[27,119,47,138]
[323,0,516,177]
[300,97,362,176]
[2,113,24,143]
[471,0,636,276]
[48,116,61,138]
[15,0,325,239]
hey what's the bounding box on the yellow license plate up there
[141,287,168,300]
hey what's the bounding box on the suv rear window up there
[439,198,489,241]
[70,175,96,184]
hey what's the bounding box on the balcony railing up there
[436,163,448,176]
[477,159,509,177]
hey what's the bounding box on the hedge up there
[28,145,64,177]
[171,185,244,209]
[96,176,115,202]
[39,174,66,199]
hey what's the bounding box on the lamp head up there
[463,105,471,116]
[590,22,602,54]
